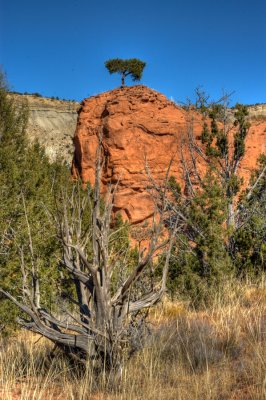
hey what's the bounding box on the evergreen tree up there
[0,70,69,333]
[198,99,250,230]
[164,90,265,304]
[105,58,146,87]
[165,174,233,305]
[233,155,266,275]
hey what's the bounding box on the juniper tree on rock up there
[105,58,146,87]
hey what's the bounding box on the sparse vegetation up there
[9,90,77,103]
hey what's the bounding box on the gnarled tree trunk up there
[0,128,177,371]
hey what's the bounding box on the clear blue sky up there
[1,0,265,105]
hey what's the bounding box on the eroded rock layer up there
[12,94,80,164]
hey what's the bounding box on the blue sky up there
[1,0,265,105]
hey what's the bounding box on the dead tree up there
[0,131,177,370]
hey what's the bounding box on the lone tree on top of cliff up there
[105,58,146,87]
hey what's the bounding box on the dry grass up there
[0,279,265,400]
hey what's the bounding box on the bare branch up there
[246,165,266,201]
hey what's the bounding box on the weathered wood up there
[1,131,174,369]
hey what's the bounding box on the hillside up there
[11,93,80,164]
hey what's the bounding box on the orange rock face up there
[72,85,266,224]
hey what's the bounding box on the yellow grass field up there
[0,278,265,400]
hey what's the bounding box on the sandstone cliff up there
[12,94,80,164]
[72,85,266,224]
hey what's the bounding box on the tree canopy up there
[105,58,146,87]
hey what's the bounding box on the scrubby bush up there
[0,70,69,333]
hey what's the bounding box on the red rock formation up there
[72,85,266,224]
